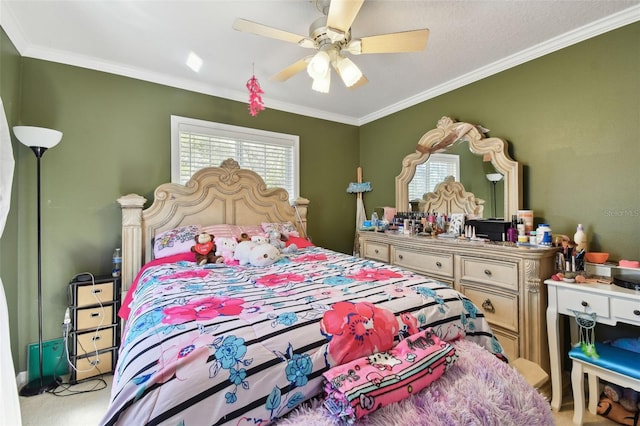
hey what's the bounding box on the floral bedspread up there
[100,246,504,426]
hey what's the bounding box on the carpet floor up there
[17,373,616,426]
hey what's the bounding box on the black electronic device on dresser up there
[67,273,120,383]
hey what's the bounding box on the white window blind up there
[171,116,300,200]
[408,153,459,201]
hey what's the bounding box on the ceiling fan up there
[233,0,429,93]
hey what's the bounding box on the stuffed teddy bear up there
[233,240,281,266]
[214,236,238,263]
[267,229,298,254]
[191,232,223,266]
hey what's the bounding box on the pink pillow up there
[320,301,399,365]
[153,225,200,259]
[286,235,314,248]
[200,224,264,239]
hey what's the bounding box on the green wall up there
[7,52,359,372]
[0,26,22,376]
[361,22,639,260]
[2,21,639,374]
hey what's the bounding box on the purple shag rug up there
[275,339,553,426]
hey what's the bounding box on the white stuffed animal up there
[214,236,238,262]
[234,241,281,266]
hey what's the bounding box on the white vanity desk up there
[545,279,640,411]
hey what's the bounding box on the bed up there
[100,159,552,426]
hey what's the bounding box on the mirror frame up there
[396,116,522,219]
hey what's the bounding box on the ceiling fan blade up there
[326,0,365,33]
[271,59,309,82]
[358,29,429,54]
[233,18,312,47]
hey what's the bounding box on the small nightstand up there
[67,274,120,383]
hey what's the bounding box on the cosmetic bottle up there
[574,224,588,253]
[507,215,518,243]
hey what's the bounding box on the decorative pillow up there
[200,224,265,239]
[320,301,398,365]
[200,224,240,239]
[261,221,300,238]
[286,235,314,248]
[322,328,458,423]
[153,225,200,259]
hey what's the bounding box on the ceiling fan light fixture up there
[311,70,331,93]
[336,55,362,87]
[344,39,362,55]
[307,50,331,79]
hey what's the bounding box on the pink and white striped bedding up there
[100,246,505,426]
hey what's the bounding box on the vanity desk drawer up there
[463,285,519,332]
[556,287,610,319]
[460,258,519,291]
[391,248,453,278]
[362,241,390,263]
[611,297,640,325]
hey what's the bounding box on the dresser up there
[68,274,120,383]
[359,231,557,372]
[545,278,640,411]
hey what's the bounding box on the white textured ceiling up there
[2,0,639,125]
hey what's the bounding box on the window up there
[408,153,460,201]
[171,116,300,200]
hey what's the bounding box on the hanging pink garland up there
[246,74,265,116]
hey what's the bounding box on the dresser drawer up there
[71,325,117,356]
[392,248,454,278]
[73,303,115,331]
[70,347,116,383]
[460,257,519,290]
[463,286,519,332]
[556,287,610,319]
[69,276,119,307]
[491,327,519,362]
[611,297,640,325]
[362,241,390,262]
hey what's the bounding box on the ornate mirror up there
[395,116,522,219]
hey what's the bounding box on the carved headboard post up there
[117,194,147,295]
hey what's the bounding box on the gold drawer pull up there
[482,299,495,313]
[374,249,379,254]
[398,254,404,260]
[484,269,492,276]
[633,310,640,316]
[581,301,588,307]
[436,261,442,268]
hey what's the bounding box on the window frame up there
[170,115,300,200]
[408,153,460,201]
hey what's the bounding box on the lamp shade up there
[312,70,331,93]
[307,50,331,80]
[486,173,503,183]
[336,55,363,87]
[13,126,62,149]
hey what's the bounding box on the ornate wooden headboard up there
[419,176,484,218]
[117,158,309,293]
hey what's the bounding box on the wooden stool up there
[569,343,640,425]
[512,357,549,390]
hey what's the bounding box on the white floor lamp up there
[13,126,62,396]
